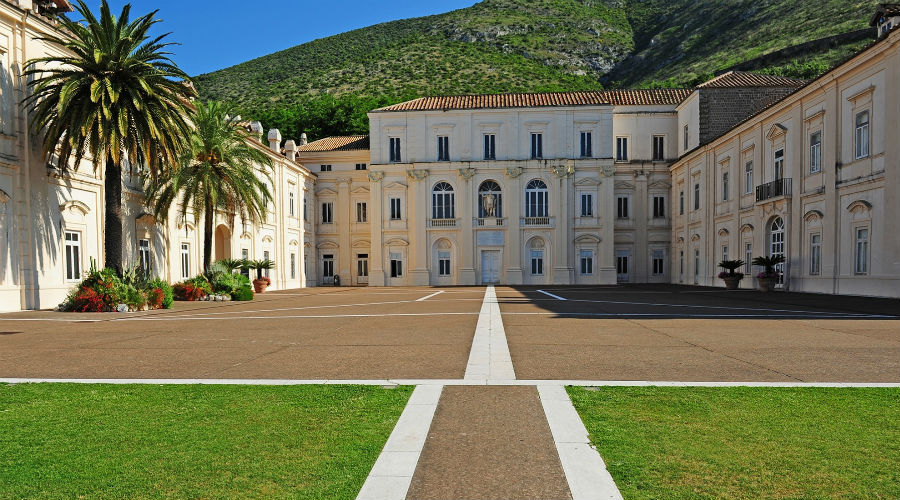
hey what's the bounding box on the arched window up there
[770,217,785,285]
[525,179,548,218]
[432,182,455,219]
[478,180,502,218]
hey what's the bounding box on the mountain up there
[192,0,877,138]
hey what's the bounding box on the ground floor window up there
[290,253,296,280]
[357,254,369,277]
[679,251,684,280]
[855,227,869,274]
[241,249,250,278]
[694,249,700,284]
[579,250,593,275]
[744,243,752,274]
[390,253,403,278]
[263,250,271,278]
[616,252,629,276]
[721,245,728,262]
[181,243,190,279]
[530,250,544,275]
[652,250,665,275]
[64,231,81,281]
[438,251,451,277]
[809,234,821,275]
[138,238,151,276]
[323,255,334,278]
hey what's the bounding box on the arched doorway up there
[769,217,785,285]
[214,225,232,262]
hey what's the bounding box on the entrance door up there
[616,250,630,283]
[770,217,785,286]
[356,254,369,285]
[481,250,500,284]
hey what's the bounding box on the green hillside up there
[193,0,877,139]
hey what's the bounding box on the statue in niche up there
[482,193,497,217]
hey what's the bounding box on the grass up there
[0,383,412,499]
[567,386,900,500]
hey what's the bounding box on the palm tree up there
[23,0,195,274]
[146,100,274,272]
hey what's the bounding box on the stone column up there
[458,167,476,285]
[368,171,386,286]
[337,177,352,284]
[408,168,430,286]
[505,166,524,285]
[552,163,574,284]
[633,169,649,283]
[598,164,617,284]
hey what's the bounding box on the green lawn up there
[567,386,899,500]
[0,383,412,499]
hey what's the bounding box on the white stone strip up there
[416,290,445,302]
[356,384,442,500]
[537,289,568,301]
[464,286,516,380]
[538,385,624,500]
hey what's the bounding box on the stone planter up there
[757,277,777,292]
[253,279,269,293]
[722,275,743,290]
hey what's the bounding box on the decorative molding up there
[766,123,788,140]
[553,164,575,178]
[717,228,730,238]
[316,240,339,249]
[289,239,300,247]
[804,109,826,122]
[505,167,523,179]
[614,181,635,190]
[350,186,370,195]
[0,188,9,204]
[406,169,429,181]
[352,239,371,248]
[847,199,873,218]
[59,200,91,216]
[435,238,453,250]
[600,165,616,177]
[846,85,875,102]
[261,235,274,244]
[385,237,409,247]
[384,181,408,190]
[458,167,476,180]
[677,236,685,244]
[135,212,156,225]
[574,177,601,187]
[691,233,701,242]
[527,236,546,249]
[803,210,825,223]
[316,187,338,196]
[367,170,385,182]
[240,232,253,240]
[739,223,754,234]
[574,234,601,244]
[648,180,672,190]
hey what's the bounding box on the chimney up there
[300,133,308,146]
[284,140,298,161]
[268,128,282,153]
[249,121,264,140]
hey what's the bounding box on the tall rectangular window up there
[694,183,700,210]
[694,249,700,284]
[774,149,784,180]
[683,124,689,150]
[722,245,729,261]
[303,198,308,221]
[530,133,543,159]
[809,131,822,173]
[580,131,592,158]
[357,254,369,277]
[437,135,449,161]
[323,254,334,278]
[389,137,401,162]
[616,196,629,219]
[810,233,821,275]
[438,251,451,277]
[356,202,367,223]
[390,253,403,278]
[290,253,296,279]
[241,249,250,278]
[652,249,665,275]
[138,238,151,275]
[580,250,594,275]
[64,231,81,281]
[355,163,368,170]
[652,135,665,161]
[855,111,869,159]
[855,227,869,274]
[653,196,666,218]
[181,243,190,279]
[745,243,752,273]
[616,137,628,162]
[321,202,333,224]
[390,197,402,220]
[580,193,593,217]
[320,164,332,172]
[530,250,544,275]
[679,190,684,215]
[722,172,729,201]
[744,161,753,194]
[483,134,496,160]
[263,250,270,278]
[289,191,295,216]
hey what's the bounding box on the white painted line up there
[537,289,568,301]
[464,286,516,380]
[538,385,623,500]
[356,384,442,500]
[416,290,445,302]
[499,312,893,319]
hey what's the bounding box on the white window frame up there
[138,238,151,275]
[432,182,455,220]
[579,192,593,217]
[652,249,665,275]
[854,226,869,275]
[483,134,496,160]
[321,202,333,224]
[580,131,592,158]
[652,135,665,161]
[652,195,666,218]
[530,133,543,159]
[525,179,548,218]
[180,243,190,279]
[579,249,594,275]
[437,135,450,161]
[722,171,729,201]
[389,137,402,163]
[809,131,822,174]
[438,251,451,277]
[530,249,544,276]
[855,110,870,160]
[616,195,629,219]
[390,197,402,220]
[774,148,784,180]
[356,202,367,223]
[64,230,82,282]
[289,191,296,217]
[615,136,628,162]
[744,160,753,194]
[809,233,821,275]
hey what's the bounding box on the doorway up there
[480,250,501,284]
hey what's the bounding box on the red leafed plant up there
[72,286,108,312]
[173,282,206,301]
[146,287,166,309]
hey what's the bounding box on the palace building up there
[1,0,898,311]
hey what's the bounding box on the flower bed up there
[59,264,174,312]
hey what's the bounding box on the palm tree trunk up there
[104,154,123,275]
[203,199,214,272]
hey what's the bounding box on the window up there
[303,198,308,221]
[680,250,684,278]
[355,163,367,170]
[694,249,700,284]
[722,245,729,261]
[774,149,784,180]
[390,197,402,220]
[617,252,629,276]
[580,131,592,158]
[181,243,190,279]
[652,135,665,161]
[855,227,869,274]
[357,254,369,277]
[289,191,295,217]
[679,190,684,215]
[263,250,270,278]
[579,250,594,275]
[323,254,334,278]
[437,135,449,161]
[478,181,503,218]
[616,196,629,219]
[616,137,628,162]
[744,161,753,194]
[652,196,666,218]
[356,202,367,223]
[855,110,869,159]
[693,183,700,210]
[809,131,822,173]
[722,172,729,201]
[683,124,689,151]
[580,193,593,217]
[483,134,496,160]
[810,233,821,275]
[530,133,543,159]
[530,250,544,275]
[390,253,403,278]
[321,202,333,224]
[241,249,250,278]
[438,251,451,277]
[432,182,455,219]
[652,250,665,275]
[770,217,786,285]
[320,164,332,172]
[290,253,296,280]
[389,137,402,162]
[525,179,548,218]
[138,238,151,275]
[64,231,81,281]
[745,243,752,273]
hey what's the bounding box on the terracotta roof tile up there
[373,89,694,112]
[601,88,694,105]
[297,135,370,152]
[697,71,807,89]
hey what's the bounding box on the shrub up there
[149,278,175,309]
[231,285,254,301]
[212,272,250,295]
[59,261,174,312]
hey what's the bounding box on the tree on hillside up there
[24,0,195,275]
[145,100,274,272]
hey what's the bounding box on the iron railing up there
[756,178,792,202]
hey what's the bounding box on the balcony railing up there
[474,217,506,227]
[427,218,458,228]
[521,216,553,227]
[756,178,792,202]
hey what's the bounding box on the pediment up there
[614,181,635,190]
[385,238,409,247]
[135,212,156,225]
[316,187,338,196]
[739,223,754,234]
[59,200,91,216]
[289,239,300,247]
[766,123,788,140]
[574,177,601,187]
[352,239,371,248]
[384,181,408,190]
[648,180,671,190]
[317,240,339,249]
[261,235,274,244]
[351,186,370,195]
[574,234,601,244]
[803,210,824,223]
[691,233,701,242]
[717,228,729,238]
[0,188,9,204]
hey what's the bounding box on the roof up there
[601,88,694,105]
[871,3,900,25]
[373,89,694,112]
[296,135,370,152]
[697,71,806,89]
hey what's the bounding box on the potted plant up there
[751,255,785,292]
[717,260,745,290]
[249,259,275,293]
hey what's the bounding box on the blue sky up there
[95,0,479,76]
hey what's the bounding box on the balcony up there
[427,218,458,228]
[474,217,506,227]
[521,216,554,227]
[756,178,792,202]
